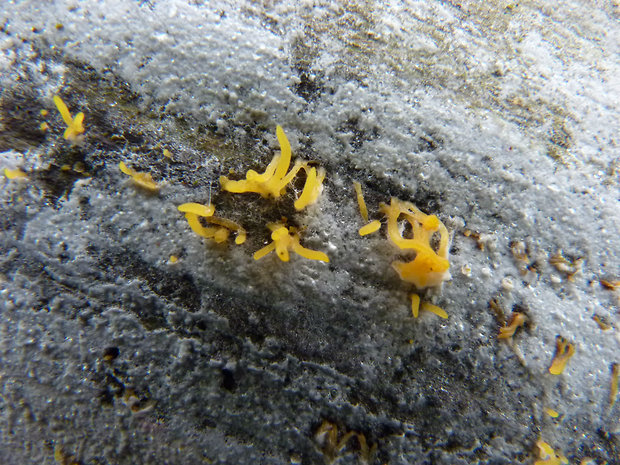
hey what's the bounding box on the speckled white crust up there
[1,1,619,464]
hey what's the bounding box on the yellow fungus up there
[178,202,246,245]
[535,440,568,465]
[410,294,421,318]
[163,148,173,159]
[380,197,450,289]
[178,202,215,217]
[253,224,329,262]
[353,181,369,222]
[420,302,448,319]
[294,166,325,211]
[600,278,620,290]
[40,122,49,131]
[545,408,560,418]
[220,125,312,201]
[610,363,619,408]
[169,255,178,264]
[40,109,48,116]
[119,161,160,191]
[359,220,381,236]
[498,312,526,339]
[4,168,27,179]
[548,336,575,375]
[60,164,72,172]
[53,95,85,141]
[592,314,612,331]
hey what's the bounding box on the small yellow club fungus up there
[410,294,448,318]
[163,148,173,159]
[380,197,450,289]
[168,255,179,264]
[353,181,382,236]
[535,440,568,465]
[178,202,246,245]
[592,314,612,331]
[220,126,324,210]
[548,336,575,375]
[294,166,326,211]
[421,302,448,319]
[410,293,421,318]
[498,312,526,339]
[119,162,160,191]
[4,168,27,179]
[610,362,619,408]
[53,95,85,141]
[544,408,560,418]
[353,181,369,222]
[253,224,329,262]
[359,220,381,236]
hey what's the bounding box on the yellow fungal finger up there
[4,168,27,179]
[353,181,369,222]
[295,167,318,211]
[359,220,381,236]
[235,230,247,245]
[163,148,172,159]
[291,240,330,262]
[119,161,134,176]
[274,125,291,180]
[610,363,619,408]
[53,95,73,126]
[410,293,420,318]
[178,202,215,217]
[498,312,526,339]
[253,242,276,260]
[420,302,448,319]
[119,162,159,191]
[549,336,575,375]
[544,408,559,418]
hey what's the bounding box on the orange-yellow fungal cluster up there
[220,125,324,211]
[535,440,568,465]
[498,312,526,339]
[119,162,160,191]
[354,182,450,318]
[53,95,85,141]
[180,126,328,261]
[178,202,246,245]
[548,336,575,375]
[253,224,329,262]
[380,198,450,289]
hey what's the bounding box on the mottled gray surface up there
[1,1,619,464]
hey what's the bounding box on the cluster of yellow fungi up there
[178,125,328,262]
[220,125,325,211]
[353,182,450,319]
